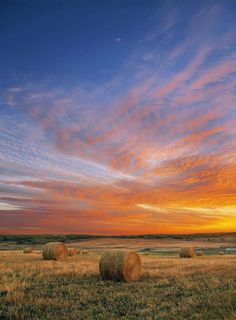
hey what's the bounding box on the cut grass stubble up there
[0,251,235,320]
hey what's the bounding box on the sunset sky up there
[0,0,236,234]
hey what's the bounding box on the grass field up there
[0,246,236,320]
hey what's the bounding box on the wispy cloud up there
[0,0,236,233]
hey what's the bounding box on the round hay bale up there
[68,248,78,256]
[42,242,68,261]
[219,251,224,255]
[23,247,33,254]
[179,247,195,258]
[99,250,141,282]
[196,251,205,256]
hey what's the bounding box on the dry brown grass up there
[0,249,235,319]
[70,236,236,249]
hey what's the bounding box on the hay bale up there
[179,247,195,258]
[99,250,141,282]
[23,247,33,254]
[219,251,224,255]
[42,242,68,261]
[68,248,78,256]
[196,251,205,256]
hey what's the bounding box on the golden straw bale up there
[99,250,141,282]
[23,247,33,254]
[42,242,68,261]
[68,248,78,256]
[179,247,196,258]
[196,251,205,256]
[219,251,225,255]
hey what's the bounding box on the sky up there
[0,0,236,234]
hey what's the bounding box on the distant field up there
[0,247,236,319]
[69,237,236,255]
[1,234,236,254]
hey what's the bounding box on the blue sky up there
[2,0,235,85]
[0,0,236,234]
[1,0,159,83]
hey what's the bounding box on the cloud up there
[0,202,22,211]
[0,1,236,233]
[143,54,153,61]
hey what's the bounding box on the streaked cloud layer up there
[0,0,236,234]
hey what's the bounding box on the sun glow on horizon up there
[0,0,236,234]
